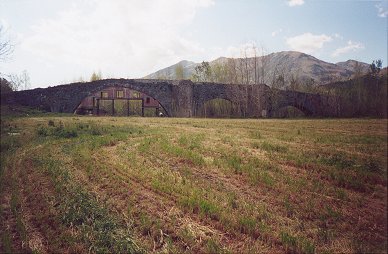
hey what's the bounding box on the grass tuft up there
[260,141,288,153]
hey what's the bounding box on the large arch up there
[73,85,169,116]
[69,80,174,116]
[272,89,326,117]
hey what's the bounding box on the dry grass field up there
[1,113,387,253]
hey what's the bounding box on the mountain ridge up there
[144,51,370,87]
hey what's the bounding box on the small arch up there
[274,102,313,117]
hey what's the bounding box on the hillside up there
[144,51,370,87]
[145,60,198,80]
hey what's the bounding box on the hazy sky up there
[0,0,387,88]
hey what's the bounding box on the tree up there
[252,44,259,85]
[288,73,300,91]
[370,59,383,75]
[0,25,13,61]
[192,61,212,82]
[0,77,13,94]
[243,47,250,84]
[6,70,30,91]
[90,70,102,81]
[175,63,185,79]
[225,58,238,84]
[211,62,228,83]
[8,73,22,91]
[352,61,364,79]
[21,70,30,90]
[259,46,269,84]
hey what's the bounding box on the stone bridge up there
[2,79,336,117]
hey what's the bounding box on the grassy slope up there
[0,114,387,253]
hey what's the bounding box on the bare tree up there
[0,25,14,61]
[288,73,300,91]
[243,47,250,84]
[8,73,22,91]
[252,44,259,85]
[175,63,184,79]
[21,70,30,90]
[259,45,269,84]
[6,70,30,91]
[226,58,238,84]
[212,62,227,83]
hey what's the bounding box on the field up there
[0,113,387,253]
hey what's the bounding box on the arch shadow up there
[197,98,240,118]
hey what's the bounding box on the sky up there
[0,0,387,88]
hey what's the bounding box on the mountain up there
[144,51,370,86]
[256,51,370,85]
[144,60,198,80]
[335,60,370,74]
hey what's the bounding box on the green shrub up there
[180,192,220,220]
[206,239,224,253]
[320,153,354,169]
[226,155,242,174]
[37,126,49,136]
[58,129,78,138]
[280,231,297,251]
[238,216,256,235]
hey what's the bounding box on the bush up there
[37,124,78,138]
[48,120,55,127]
[37,126,49,136]
[57,129,78,138]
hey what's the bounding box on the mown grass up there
[1,114,387,253]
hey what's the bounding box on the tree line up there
[174,55,386,118]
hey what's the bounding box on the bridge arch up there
[197,98,241,118]
[274,101,313,116]
[74,85,169,116]
[192,83,245,117]
[65,79,174,116]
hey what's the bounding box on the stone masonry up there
[2,79,336,117]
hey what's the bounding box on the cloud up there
[271,29,283,37]
[333,33,343,40]
[287,0,304,7]
[21,0,214,80]
[286,33,332,54]
[331,40,365,57]
[376,2,388,17]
